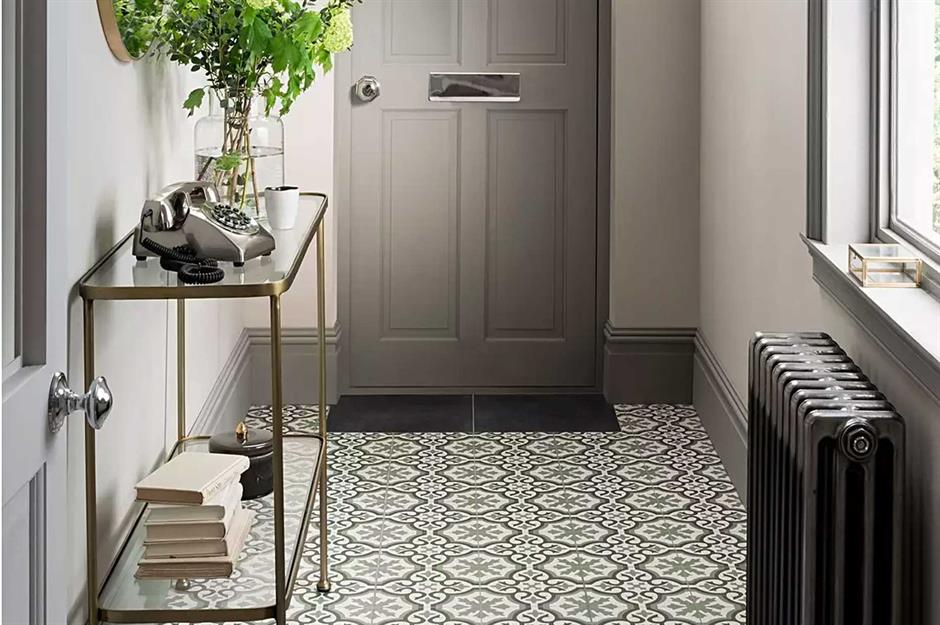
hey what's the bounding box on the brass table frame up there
[78,194,330,625]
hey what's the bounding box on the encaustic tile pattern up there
[207,403,745,625]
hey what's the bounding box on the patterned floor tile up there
[200,403,745,624]
[650,587,742,625]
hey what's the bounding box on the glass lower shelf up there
[99,436,322,624]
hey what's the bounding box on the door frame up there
[333,0,611,395]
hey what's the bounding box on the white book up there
[142,506,252,559]
[136,508,254,579]
[144,498,239,541]
[135,452,249,505]
[146,482,243,524]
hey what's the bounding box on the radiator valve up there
[839,418,878,462]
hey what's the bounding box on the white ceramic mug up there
[264,186,300,230]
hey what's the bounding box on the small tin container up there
[208,422,274,500]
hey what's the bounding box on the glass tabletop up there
[99,436,322,622]
[79,194,326,301]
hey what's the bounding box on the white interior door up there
[2,1,69,623]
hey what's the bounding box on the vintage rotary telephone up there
[132,181,275,284]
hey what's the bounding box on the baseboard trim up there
[247,323,342,405]
[692,331,747,500]
[191,324,342,435]
[190,329,253,436]
[602,322,696,403]
[203,321,748,502]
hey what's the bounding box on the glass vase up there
[194,94,284,217]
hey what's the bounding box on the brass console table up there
[77,194,330,625]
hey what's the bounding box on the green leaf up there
[250,17,272,55]
[215,152,243,172]
[293,11,323,40]
[220,6,237,30]
[243,5,257,26]
[182,88,205,115]
[270,34,289,73]
[264,76,283,113]
[253,18,272,41]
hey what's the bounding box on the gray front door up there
[347,0,597,388]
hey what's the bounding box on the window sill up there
[875,227,940,298]
[803,236,940,398]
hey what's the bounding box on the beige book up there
[142,507,252,559]
[135,452,249,505]
[146,482,243,524]
[144,498,239,541]
[136,508,254,579]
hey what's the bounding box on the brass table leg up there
[83,299,99,625]
[177,300,186,441]
[315,219,331,593]
[270,295,287,624]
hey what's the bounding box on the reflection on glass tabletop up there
[79,195,326,300]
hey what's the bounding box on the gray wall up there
[604,0,700,402]
[609,0,700,330]
[698,1,940,620]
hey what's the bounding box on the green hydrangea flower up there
[323,8,353,52]
[246,0,276,10]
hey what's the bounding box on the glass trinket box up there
[848,243,923,288]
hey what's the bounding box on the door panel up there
[349,0,597,388]
[382,110,459,336]
[488,0,566,63]
[3,482,33,625]
[385,0,461,63]
[485,110,565,337]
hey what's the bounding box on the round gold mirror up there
[97,0,165,62]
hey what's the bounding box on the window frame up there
[873,0,940,295]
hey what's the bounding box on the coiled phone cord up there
[139,238,225,285]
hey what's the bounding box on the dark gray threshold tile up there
[473,394,617,432]
[329,394,473,432]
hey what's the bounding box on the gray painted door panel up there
[349,0,597,387]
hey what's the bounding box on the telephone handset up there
[132,181,276,284]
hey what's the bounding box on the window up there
[885,0,940,262]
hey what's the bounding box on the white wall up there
[699,0,820,396]
[244,73,338,329]
[699,1,940,619]
[826,0,871,243]
[61,4,244,619]
[57,4,335,621]
[608,0,700,329]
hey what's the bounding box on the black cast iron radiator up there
[747,332,905,625]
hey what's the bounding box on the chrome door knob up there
[355,75,381,102]
[48,372,113,433]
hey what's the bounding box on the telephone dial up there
[132,181,275,284]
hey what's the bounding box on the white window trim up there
[804,0,940,396]
[872,0,940,297]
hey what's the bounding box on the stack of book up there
[134,452,254,579]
